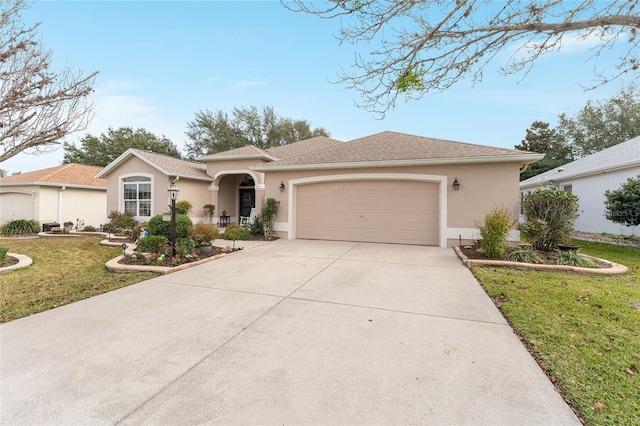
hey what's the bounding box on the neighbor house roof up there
[96,149,212,181]
[253,131,543,171]
[520,136,640,189]
[0,164,107,189]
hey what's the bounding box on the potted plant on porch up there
[189,222,220,254]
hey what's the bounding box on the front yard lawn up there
[473,240,640,426]
[0,237,158,323]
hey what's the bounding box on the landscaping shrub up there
[107,210,136,232]
[222,225,251,241]
[0,246,8,265]
[518,218,547,245]
[136,235,167,253]
[552,250,598,267]
[175,237,196,256]
[1,219,39,236]
[148,214,192,239]
[175,200,193,216]
[475,207,515,258]
[189,222,220,245]
[522,189,579,250]
[203,204,216,222]
[250,214,263,235]
[604,174,640,227]
[262,198,279,240]
[505,247,542,264]
[83,225,96,232]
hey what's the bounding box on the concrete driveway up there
[1,240,579,425]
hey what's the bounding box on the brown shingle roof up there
[129,149,211,179]
[266,136,343,159]
[254,131,541,170]
[0,164,106,188]
[197,145,275,161]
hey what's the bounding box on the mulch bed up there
[118,246,225,267]
[459,245,611,268]
[0,256,20,268]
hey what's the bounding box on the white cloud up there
[94,79,140,95]
[206,76,218,82]
[232,77,265,87]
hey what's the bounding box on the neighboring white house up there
[0,164,107,229]
[520,136,640,236]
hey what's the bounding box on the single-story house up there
[520,135,640,236]
[0,163,107,229]
[97,131,543,247]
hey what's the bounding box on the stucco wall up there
[171,178,211,223]
[58,188,108,229]
[207,159,266,185]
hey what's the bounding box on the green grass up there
[472,240,640,425]
[0,237,158,323]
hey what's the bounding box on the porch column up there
[255,184,266,214]
[208,184,220,225]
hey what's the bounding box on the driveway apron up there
[0,240,580,425]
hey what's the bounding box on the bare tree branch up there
[0,0,98,163]
[284,0,640,117]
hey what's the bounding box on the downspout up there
[58,186,66,224]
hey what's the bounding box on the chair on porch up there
[239,208,257,227]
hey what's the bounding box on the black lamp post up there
[167,182,180,257]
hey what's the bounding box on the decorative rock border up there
[455,246,628,276]
[0,253,33,273]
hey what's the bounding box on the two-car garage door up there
[295,180,439,245]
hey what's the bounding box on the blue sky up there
[1,0,633,174]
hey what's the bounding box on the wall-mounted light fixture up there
[279,181,285,192]
[452,178,460,191]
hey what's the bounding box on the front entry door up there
[239,188,255,218]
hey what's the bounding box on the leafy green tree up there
[185,106,329,158]
[63,127,181,166]
[286,1,640,116]
[515,121,573,181]
[557,84,640,158]
[0,169,7,178]
[1,0,97,162]
[604,175,640,227]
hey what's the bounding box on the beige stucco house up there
[97,131,542,247]
[0,163,107,229]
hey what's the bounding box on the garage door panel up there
[0,193,33,224]
[295,180,439,245]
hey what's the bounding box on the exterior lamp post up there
[167,182,180,257]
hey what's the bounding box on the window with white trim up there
[123,176,151,217]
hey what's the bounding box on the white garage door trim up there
[286,173,448,247]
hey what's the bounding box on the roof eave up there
[198,153,278,162]
[251,154,545,172]
[0,182,106,190]
[520,160,640,189]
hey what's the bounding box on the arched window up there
[123,176,151,217]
